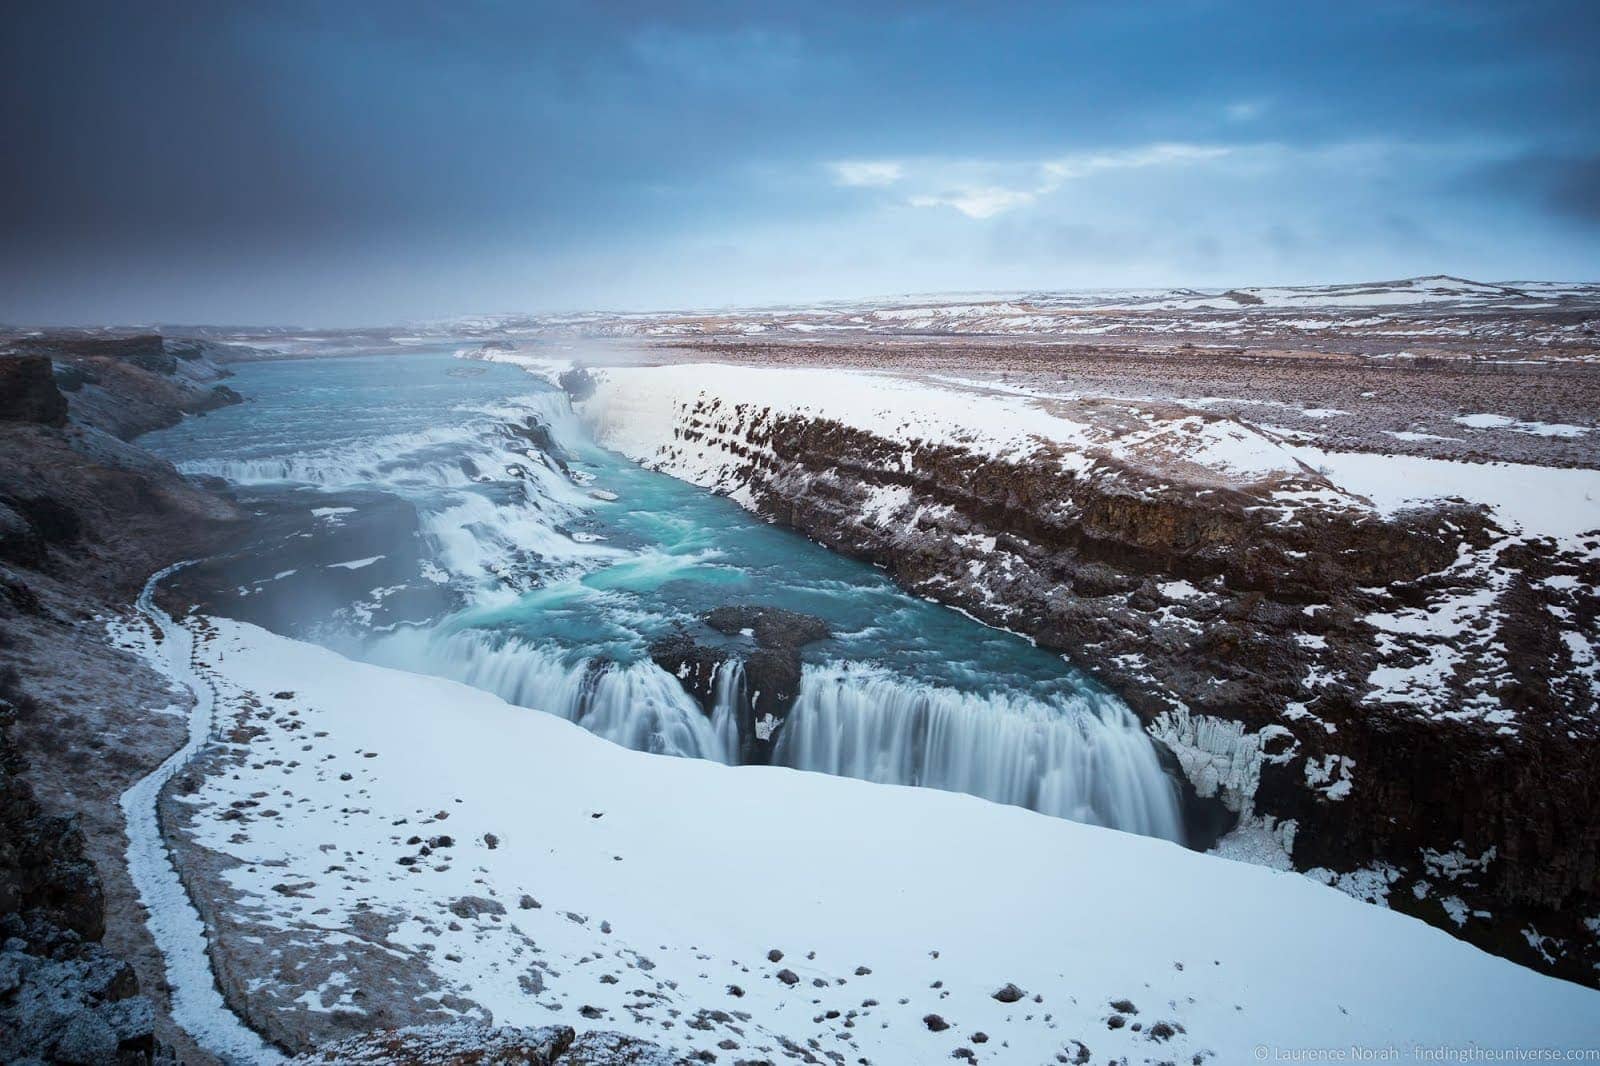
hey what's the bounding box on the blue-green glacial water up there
[146,350,1185,841]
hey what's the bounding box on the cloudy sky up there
[3,1,1597,325]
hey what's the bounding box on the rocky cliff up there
[6,332,245,441]
[566,362,1600,987]
[0,337,254,1062]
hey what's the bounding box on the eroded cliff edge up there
[555,359,1600,986]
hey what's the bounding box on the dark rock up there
[992,982,1025,1003]
[704,605,830,648]
[0,670,156,1065]
[776,968,799,986]
[201,384,244,410]
[648,632,726,712]
[291,1022,576,1064]
[650,605,830,765]
[767,948,783,962]
[1,575,44,614]
[0,356,69,427]
[558,366,597,402]
[0,671,105,939]
[507,417,566,463]
[1154,740,1238,849]
[923,1013,950,1032]
[9,495,83,546]
[0,939,156,1065]
[0,501,46,568]
[448,895,505,920]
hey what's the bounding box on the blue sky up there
[2,1,1597,325]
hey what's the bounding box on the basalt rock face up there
[625,394,1600,985]
[704,605,830,648]
[0,670,158,1065]
[651,606,831,764]
[0,355,70,427]
[7,331,246,440]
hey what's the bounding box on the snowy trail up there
[119,563,285,1065]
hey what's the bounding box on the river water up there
[145,350,1185,841]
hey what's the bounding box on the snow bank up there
[161,617,1600,1062]
[586,362,1095,467]
[575,362,1600,546]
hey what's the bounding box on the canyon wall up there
[572,363,1600,985]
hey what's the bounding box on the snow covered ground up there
[146,616,1600,1062]
[561,360,1600,548]
[406,275,1600,350]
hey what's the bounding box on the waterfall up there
[365,628,734,763]
[709,659,744,758]
[773,662,1185,842]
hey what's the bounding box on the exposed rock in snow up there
[288,1022,679,1065]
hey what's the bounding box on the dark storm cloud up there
[1466,140,1600,233]
[1549,158,1600,223]
[1,0,1596,324]
[1478,154,1600,225]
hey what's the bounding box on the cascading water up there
[709,659,744,758]
[144,351,1191,848]
[367,627,733,762]
[771,663,1183,840]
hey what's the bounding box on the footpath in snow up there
[117,567,286,1065]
